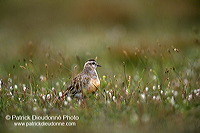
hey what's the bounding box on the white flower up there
[47,94,51,99]
[188,94,192,101]
[59,92,62,97]
[40,75,45,81]
[52,87,55,91]
[115,84,118,88]
[8,78,12,83]
[160,90,164,94]
[33,107,37,111]
[64,101,68,106]
[43,108,47,112]
[140,93,146,101]
[112,96,116,102]
[42,95,46,101]
[14,85,18,89]
[67,96,72,102]
[56,82,60,86]
[145,87,149,92]
[165,91,168,96]
[153,96,156,100]
[23,86,26,91]
[174,91,178,97]
[34,98,37,102]
[156,95,161,101]
[153,75,157,80]
[10,86,13,90]
[170,96,175,106]
[158,85,160,90]
[109,92,112,98]
[125,89,129,95]
[78,100,81,105]
[153,86,156,91]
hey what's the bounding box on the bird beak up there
[97,64,102,67]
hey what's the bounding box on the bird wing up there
[61,73,90,99]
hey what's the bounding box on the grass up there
[0,37,200,133]
[0,1,200,132]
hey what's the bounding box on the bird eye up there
[92,62,95,65]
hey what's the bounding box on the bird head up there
[84,59,101,71]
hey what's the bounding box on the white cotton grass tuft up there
[125,89,129,95]
[34,98,37,102]
[67,96,72,102]
[170,96,175,106]
[173,91,178,97]
[33,107,37,111]
[153,96,156,100]
[10,86,13,90]
[42,95,46,101]
[153,75,157,80]
[188,94,192,101]
[145,87,149,92]
[56,82,59,86]
[158,85,161,90]
[59,92,63,97]
[64,101,68,106]
[43,108,47,112]
[156,95,161,101]
[140,93,146,101]
[112,96,117,102]
[23,85,26,91]
[14,85,18,89]
[47,94,51,100]
[152,86,156,91]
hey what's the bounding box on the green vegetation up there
[0,40,200,133]
[0,0,200,133]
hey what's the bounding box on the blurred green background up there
[0,0,200,53]
[0,0,200,133]
[0,0,200,77]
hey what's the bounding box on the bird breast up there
[87,78,100,93]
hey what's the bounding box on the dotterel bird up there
[59,59,101,101]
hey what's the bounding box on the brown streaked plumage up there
[58,59,101,101]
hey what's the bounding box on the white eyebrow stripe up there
[86,61,96,64]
